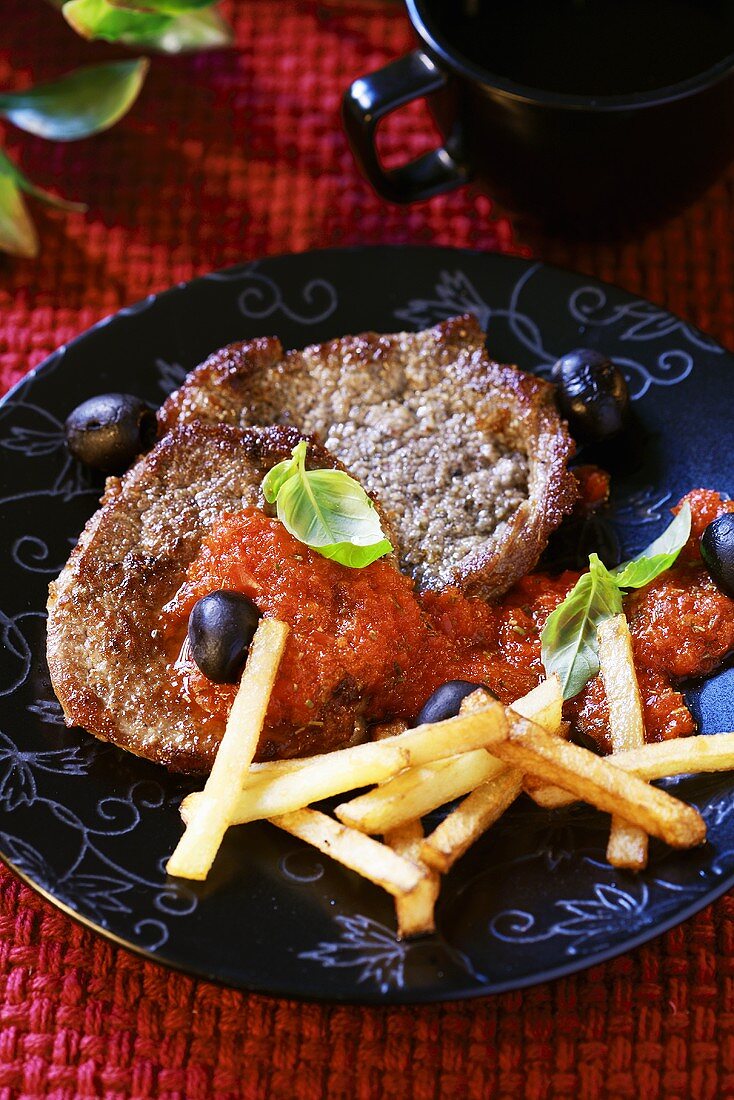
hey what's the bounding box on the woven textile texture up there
[2,1,734,1097]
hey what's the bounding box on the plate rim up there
[2,244,733,1004]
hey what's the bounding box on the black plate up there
[1,246,734,1004]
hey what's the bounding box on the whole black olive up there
[65,393,157,474]
[416,680,495,726]
[188,591,262,683]
[551,349,630,443]
[701,514,734,598]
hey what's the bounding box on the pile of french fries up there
[167,614,734,939]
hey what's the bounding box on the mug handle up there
[342,50,470,204]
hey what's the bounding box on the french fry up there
[459,676,562,730]
[492,711,706,849]
[248,682,560,784]
[271,809,425,898]
[384,820,439,937]
[599,616,646,753]
[167,618,289,881]
[614,733,734,778]
[512,675,563,730]
[421,767,524,873]
[333,679,562,838]
[529,732,734,809]
[524,778,578,808]
[373,720,410,740]
[334,750,506,834]
[606,822,648,869]
[181,698,509,826]
[419,677,564,872]
[598,614,649,870]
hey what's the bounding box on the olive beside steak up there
[552,349,630,444]
[65,393,157,474]
[188,591,262,683]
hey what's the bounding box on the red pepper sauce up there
[574,464,611,510]
[161,490,734,758]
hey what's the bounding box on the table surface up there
[2,2,734,1097]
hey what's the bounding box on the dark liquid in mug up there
[433,0,734,95]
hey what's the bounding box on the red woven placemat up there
[2,2,734,1096]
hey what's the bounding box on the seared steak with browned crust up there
[159,315,577,598]
[47,421,389,774]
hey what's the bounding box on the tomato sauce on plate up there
[162,490,734,757]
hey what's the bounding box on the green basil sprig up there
[611,503,692,588]
[262,442,393,569]
[541,502,691,699]
[540,554,623,701]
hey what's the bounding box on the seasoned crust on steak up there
[47,421,391,774]
[160,315,577,598]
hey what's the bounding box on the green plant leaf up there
[541,504,692,699]
[541,554,623,700]
[62,0,170,43]
[0,166,38,258]
[118,7,232,52]
[612,502,691,588]
[262,442,393,569]
[0,59,149,141]
[45,0,230,52]
[262,449,300,504]
[0,150,86,212]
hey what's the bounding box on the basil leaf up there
[0,60,149,141]
[262,442,393,569]
[277,469,390,549]
[262,445,301,504]
[541,553,623,700]
[0,150,86,213]
[541,503,691,699]
[613,502,691,588]
[0,169,38,258]
[308,538,393,570]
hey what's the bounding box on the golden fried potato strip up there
[334,750,505,834]
[384,820,440,937]
[167,619,289,881]
[182,699,509,826]
[494,712,705,849]
[529,732,734,809]
[598,614,649,870]
[421,768,524,873]
[271,809,425,898]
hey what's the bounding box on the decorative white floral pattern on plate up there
[394,266,716,399]
[0,249,732,1001]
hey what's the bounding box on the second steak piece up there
[159,314,577,598]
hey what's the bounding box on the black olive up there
[416,680,496,726]
[65,393,157,474]
[701,514,734,598]
[551,349,630,443]
[188,591,262,683]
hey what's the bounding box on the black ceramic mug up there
[342,0,734,233]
